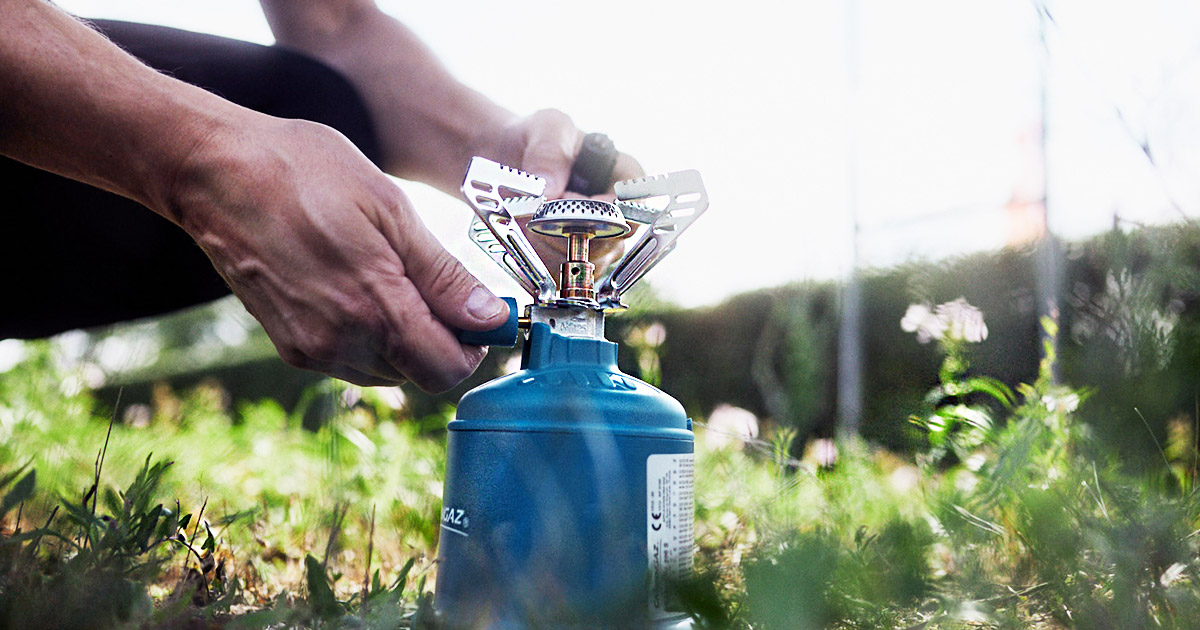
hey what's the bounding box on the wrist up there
[157,101,268,236]
[386,98,516,196]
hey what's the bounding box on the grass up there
[1,342,445,627]
[3,318,1200,629]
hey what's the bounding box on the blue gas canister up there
[434,155,710,629]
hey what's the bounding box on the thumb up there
[393,214,510,332]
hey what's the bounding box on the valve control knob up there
[457,297,520,347]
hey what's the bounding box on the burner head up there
[528,199,631,238]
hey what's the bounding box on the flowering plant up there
[901,298,989,345]
[904,298,1012,464]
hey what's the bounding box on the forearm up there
[0,0,241,220]
[260,0,517,195]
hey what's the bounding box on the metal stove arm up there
[596,169,708,308]
[466,218,537,298]
[461,158,559,303]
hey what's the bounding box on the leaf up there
[672,570,734,629]
[948,405,993,431]
[0,470,35,519]
[923,385,948,406]
[134,504,165,551]
[960,376,1015,407]
[202,523,216,553]
[102,488,122,518]
[0,463,31,493]
[58,493,103,529]
[305,554,342,619]
[215,508,258,527]
[3,527,78,549]
[387,557,416,601]
[1041,315,1058,339]
[951,504,1005,537]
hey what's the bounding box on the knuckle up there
[419,253,473,300]
[612,153,645,181]
[461,346,488,376]
[314,304,384,364]
[286,117,333,140]
[531,108,573,128]
[414,370,462,395]
[431,347,486,393]
[380,327,416,372]
[380,327,481,394]
[365,166,406,202]
[523,110,578,158]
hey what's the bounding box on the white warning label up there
[647,452,694,619]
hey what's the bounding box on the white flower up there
[1042,391,1080,413]
[341,386,363,407]
[901,303,945,344]
[937,298,988,343]
[807,438,838,468]
[375,386,407,410]
[704,404,760,449]
[642,322,667,347]
[1162,562,1187,587]
[901,298,988,343]
[889,465,920,492]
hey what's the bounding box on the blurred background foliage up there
[5,222,1200,628]
[634,222,1200,462]
[47,221,1200,464]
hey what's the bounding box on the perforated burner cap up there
[527,199,631,238]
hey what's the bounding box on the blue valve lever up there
[457,297,520,347]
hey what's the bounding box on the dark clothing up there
[1,20,381,338]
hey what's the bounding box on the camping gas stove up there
[435,148,709,629]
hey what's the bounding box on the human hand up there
[170,113,510,392]
[484,109,644,271]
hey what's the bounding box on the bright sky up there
[55,0,1200,308]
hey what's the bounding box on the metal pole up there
[837,0,864,434]
[1034,0,1062,382]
